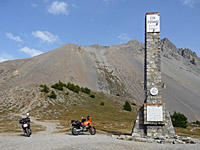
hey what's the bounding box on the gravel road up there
[0,133,200,150]
[0,119,199,150]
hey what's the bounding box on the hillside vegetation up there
[0,82,138,134]
[0,82,200,137]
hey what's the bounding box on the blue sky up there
[0,0,200,62]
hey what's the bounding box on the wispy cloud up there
[19,47,43,57]
[72,3,78,9]
[48,1,68,15]
[6,33,23,42]
[103,0,124,5]
[90,18,94,22]
[118,33,130,42]
[31,3,38,8]
[32,30,58,44]
[0,53,13,62]
[43,0,49,3]
[0,57,7,62]
[103,0,111,5]
[181,0,200,7]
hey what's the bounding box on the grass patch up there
[0,120,46,133]
[34,92,136,135]
[175,123,200,138]
[7,86,200,137]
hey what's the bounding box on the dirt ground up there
[0,127,200,150]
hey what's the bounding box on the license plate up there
[23,124,28,128]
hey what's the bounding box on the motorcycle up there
[19,117,31,137]
[70,115,96,135]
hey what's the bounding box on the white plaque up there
[147,105,163,121]
[146,14,160,32]
[150,87,158,96]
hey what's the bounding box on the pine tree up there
[171,111,188,128]
[123,101,132,111]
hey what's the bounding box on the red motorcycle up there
[70,115,96,135]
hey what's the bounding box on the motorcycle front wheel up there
[89,127,96,135]
[72,127,78,135]
[26,128,31,137]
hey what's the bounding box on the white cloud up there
[0,53,14,62]
[181,0,200,7]
[6,33,23,42]
[19,47,43,57]
[0,57,7,62]
[118,33,130,42]
[32,30,58,44]
[48,1,68,15]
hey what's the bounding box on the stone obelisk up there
[132,12,175,138]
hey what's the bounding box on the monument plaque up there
[147,105,163,122]
[146,14,160,32]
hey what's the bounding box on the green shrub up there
[51,83,63,91]
[66,82,80,93]
[58,80,67,87]
[81,87,91,95]
[48,91,57,99]
[74,85,80,93]
[40,84,49,93]
[193,120,200,125]
[171,111,188,128]
[100,101,104,106]
[123,101,132,111]
[190,141,196,144]
[90,94,95,98]
[131,102,136,106]
[51,81,66,91]
[67,83,72,91]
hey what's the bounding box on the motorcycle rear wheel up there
[89,127,96,135]
[72,127,78,135]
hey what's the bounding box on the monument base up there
[132,104,175,138]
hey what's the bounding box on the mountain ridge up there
[0,38,200,121]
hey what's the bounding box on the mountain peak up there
[160,38,200,66]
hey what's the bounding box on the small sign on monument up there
[150,87,158,96]
[146,13,160,33]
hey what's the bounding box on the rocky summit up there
[0,38,200,121]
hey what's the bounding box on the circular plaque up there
[150,87,158,96]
